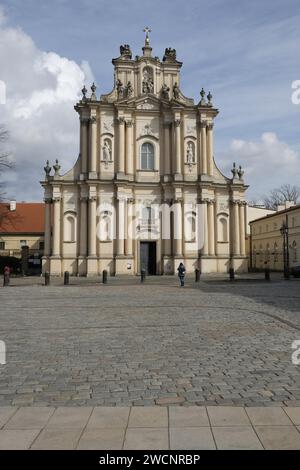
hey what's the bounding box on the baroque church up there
[41,30,248,276]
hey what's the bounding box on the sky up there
[0,0,300,202]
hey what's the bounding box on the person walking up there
[177,262,186,287]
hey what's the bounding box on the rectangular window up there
[39,241,44,251]
[0,241,5,250]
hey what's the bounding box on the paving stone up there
[87,407,129,428]
[212,426,263,450]
[246,407,292,425]
[169,406,209,427]
[254,426,300,450]
[283,407,300,425]
[0,429,40,450]
[124,428,169,450]
[4,406,54,430]
[31,428,82,450]
[46,406,93,429]
[0,407,17,428]
[207,406,251,426]
[77,428,125,450]
[170,427,216,450]
[128,407,168,428]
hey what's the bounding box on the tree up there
[0,125,13,226]
[263,184,300,210]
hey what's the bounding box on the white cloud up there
[0,12,94,200]
[219,132,300,200]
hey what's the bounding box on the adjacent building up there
[41,32,248,276]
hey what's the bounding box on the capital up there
[125,119,133,127]
[174,119,181,127]
[89,116,97,124]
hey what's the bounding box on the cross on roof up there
[143,26,151,45]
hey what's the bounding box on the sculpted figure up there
[116,79,124,99]
[162,83,170,99]
[102,141,111,161]
[187,143,194,163]
[126,81,133,98]
[173,82,180,100]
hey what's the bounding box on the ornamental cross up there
[143,26,151,45]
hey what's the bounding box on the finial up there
[207,91,213,107]
[53,159,61,177]
[238,165,244,180]
[231,162,237,179]
[143,26,151,46]
[81,85,87,100]
[44,160,51,177]
[200,88,206,105]
[90,82,97,100]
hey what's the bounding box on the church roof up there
[0,202,45,234]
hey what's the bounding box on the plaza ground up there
[0,273,300,449]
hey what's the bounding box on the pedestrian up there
[177,262,186,287]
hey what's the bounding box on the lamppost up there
[280,215,290,279]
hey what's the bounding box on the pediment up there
[130,95,161,110]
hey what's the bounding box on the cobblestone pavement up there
[0,274,300,407]
[1,405,300,449]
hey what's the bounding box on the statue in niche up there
[126,81,133,98]
[142,68,154,94]
[102,140,112,164]
[116,79,124,99]
[161,83,170,100]
[186,143,195,164]
[173,82,180,100]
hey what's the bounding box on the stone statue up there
[116,79,124,99]
[187,143,194,164]
[200,88,206,105]
[53,159,61,176]
[231,162,238,179]
[126,81,133,98]
[120,44,132,59]
[173,82,180,100]
[163,47,177,62]
[81,85,87,101]
[102,141,111,162]
[44,160,51,177]
[207,91,213,107]
[238,165,244,180]
[142,69,154,94]
[161,83,170,100]
[90,82,97,100]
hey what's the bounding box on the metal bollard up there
[44,271,50,286]
[265,268,270,281]
[102,270,108,284]
[195,268,200,282]
[64,271,70,285]
[229,268,235,281]
[3,272,10,287]
[141,269,146,283]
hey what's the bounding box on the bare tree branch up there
[262,184,300,210]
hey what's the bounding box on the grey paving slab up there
[254,426,300,450]
[87,407,129,428]
[77,428,125,450]
[0,407,17,428]
[4,406,54,430]
[283,407,300,426]
[207,406,251,426]
[170,427,216,450]
[212,426,263,450]
[31,428,82,450]
[0,429,40,450]
[123,428,169,450]
[46,406,93,429]
[169,406,209,427]
[128,407,168,428]
[246,407,293,426]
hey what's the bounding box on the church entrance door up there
[140,241,156,275]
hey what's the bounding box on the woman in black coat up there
[177,262,186,287]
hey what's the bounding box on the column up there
[200,121,207,174]
[125,198,133,256]
[239,203,246,256]
[207,122,214,176]
[208,200,215,256]
[163,122,171,175]
[162,200,172,256]
[174,119,181,175]
[233,201,240,255]
[125,120,133,175]
[80,117,88,174]
[117,197,125,255]
[79,196,88,256]
[202,200,209,255]
[44,199,51,256]
[52,197,61,256]
[89,116,97,174]
[88,196,97,256]
[118,117,125,174]
[174,199,182,256]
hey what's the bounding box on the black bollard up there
[141,269,146,283]
[44,271,50,286]
[195,268,200,282]
[3,272,10,287]
[229,268,235,281]
[102,270,108,284]
[64,271,70,285]
[265,268,270,281]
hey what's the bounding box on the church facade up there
[41,32,248,276]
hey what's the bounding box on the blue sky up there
[0,0,300,201]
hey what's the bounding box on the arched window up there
[64,213,76,242]
[218,216,228,242]
[141,142,155,170]
[184,211,196,242]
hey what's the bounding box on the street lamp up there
[280,215,290,279]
